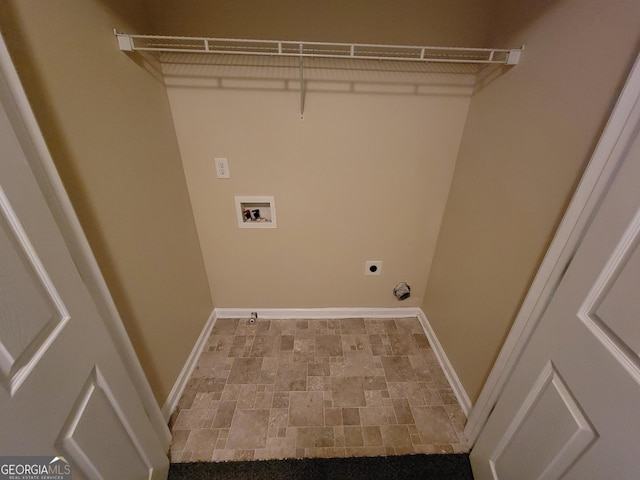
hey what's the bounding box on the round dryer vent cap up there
[393,282,411,301]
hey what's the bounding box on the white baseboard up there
[161,309,217,421]
[214,307,422,319]
[416,310,472,417]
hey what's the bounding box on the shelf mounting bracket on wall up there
[299,43,305,119]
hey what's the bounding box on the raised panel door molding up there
[57,367,153,480]
[489,362,597,480]
[0,186,69,395]
[579,205,640,385]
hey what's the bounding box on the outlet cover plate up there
[215,157,230,178]
[364,261,382,275]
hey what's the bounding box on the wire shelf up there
[116,32,522,66]
[115,31,522,118]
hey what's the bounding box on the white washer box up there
[235,196,277,228]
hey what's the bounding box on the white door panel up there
[0,35,168,479]
[471,56,640,479]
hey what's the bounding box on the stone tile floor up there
[169,317,468,462]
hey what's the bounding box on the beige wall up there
[155,0,491,309]
[0,0,213,403]
[422,0,640,402]
[143,0,492,46]
[166,69,473,307]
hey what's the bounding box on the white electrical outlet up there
[214,157,230,178]
[364,260,383,275]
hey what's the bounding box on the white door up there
[470,58,640,478]
[0,37,169,479]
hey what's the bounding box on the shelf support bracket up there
[114,30,133,51]
[299,44,305,119]
[506,46,524,65]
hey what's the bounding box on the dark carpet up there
[168,454,474,479]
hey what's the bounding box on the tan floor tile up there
[331,377,366,407]
[362,425,383,446]
[272,392,290,408]
[414,444,437,454]
[405,382,426,406]
[220,384,242,402]
[211,319,239,335]
[364,390,384,407]
[381,356,417,382]
[371,344,387,356]
[453,443,470,453]
[340,318,366,334]
[304,447,333,458]
[388,334,419,355]
[171,430,190,451]
[382,319,398,333]
[439,388,459,404]
[387,382,407,399]
[173,409,208,430]
[315,427,335,447]
[280,335,294,351]
[315,335,344,356]
[423,389,444,406]
[394,445,416,455]
[359,406,389,426]
[210,450,235,462]
[307,376,329,391]
[237,384,258,409]
[308,362,331,376]
[211,401,236,428]
[362,375,387,390]
[170,450,188,462]
[226,409,270,449]
[345,446,386,457]
[171,316,468,463]
[250,335,280,357]
[254,392,274,409]
[342,334,371,353]
[189,449,214,462]
[296,427,328,448]
[327,447,347,458]
[411,405,460,444]
[269,408,289,428]
[432,372,452,389]
[184,428,219,451]
[275,363,307,391]
[191,391,216,409]
[336,351,378,377]
[380,425,413,447]
[365,321,386,335]
[324,407,343,426]
[289,391,324,426]
[413,333,430,349]
[434,444,455,454]
[266,436,296,450]
[392,398,415,424]
[341,408,361,425]
[343,426,364,447]
[233,449,255,460]
[227,357,263,384]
